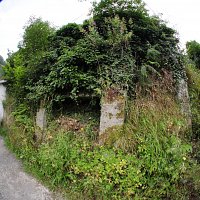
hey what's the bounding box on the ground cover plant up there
[1,82,198,199]
[1,0,200,199]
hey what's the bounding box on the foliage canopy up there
[4,0,184,106]
[0,55,5,66]
[186,40,200,69]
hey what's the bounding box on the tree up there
[19,17,55,64]
[92,1,182,64]
[4,0,185,105]
[4,17,55,101]
[0,55,5,66]
[186,40,200,69]
[0,55,5,78]
[18,17,55,87]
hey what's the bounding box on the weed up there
[186,64,200,139]
[1,84,197,199]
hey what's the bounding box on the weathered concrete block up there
[35,107,47,142]
[36,108,47,130]
[176,77,192,126]
[99,87,126,138]
[0,83,6,123]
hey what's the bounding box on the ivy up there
[4,0,185,105]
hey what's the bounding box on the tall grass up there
[0,83,195,199]
[186,64,200,139]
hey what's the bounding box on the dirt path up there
[0,136,62,200]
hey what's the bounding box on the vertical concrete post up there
[0,80,7,125]
[99,87,126,143]
[36,108,47,130]
[176,77,192,127]
[35,107,47,141]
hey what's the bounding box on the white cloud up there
[145,0,200,47]
[1,0,200,59]
[0,0,91,59]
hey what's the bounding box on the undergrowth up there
[186,64,200,140]
[186,64,200,165]
[183,63,200,199]
[1,84,199,199]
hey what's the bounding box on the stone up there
[99,87,126,142]
[0,82,6,123]
[36,108,47,130]
[176,77,192,127]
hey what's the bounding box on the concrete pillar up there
[36,108,47,130]
[176,77,192,127]
[99,87,126,143]
[0,81,7,124]
[35,107,47,141]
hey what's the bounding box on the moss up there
[99,125,123,145]
[116,102,125,119]
[108,112,113,119]
[102,87,126,104]
[101,87,126,120]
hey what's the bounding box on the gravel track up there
[0,136,62,200]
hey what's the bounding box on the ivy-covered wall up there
[3,0,185,110]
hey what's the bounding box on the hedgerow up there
[3,0,184,106]
[1,0,199,199]
[1,85,193,199]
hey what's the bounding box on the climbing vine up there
[4,0,184,106]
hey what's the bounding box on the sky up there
[0,0,200,59]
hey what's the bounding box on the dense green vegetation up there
[3,0,184,107]
[0,55,5,66]
[186,40,200,140]
[186,40,200,69]
[2,86,197,199]
[186,42,200,170]
[0,55,5,77]
[187,64,200,139]
[1,0,200,199]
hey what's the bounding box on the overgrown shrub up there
[4,0,184,106]
[1,86,193,199]
[31,131,190,199]
[186,40,200,69]
[186,63,200,196]
[186,64,200,139]
[1,0,198,199]
[3,104,36,161]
